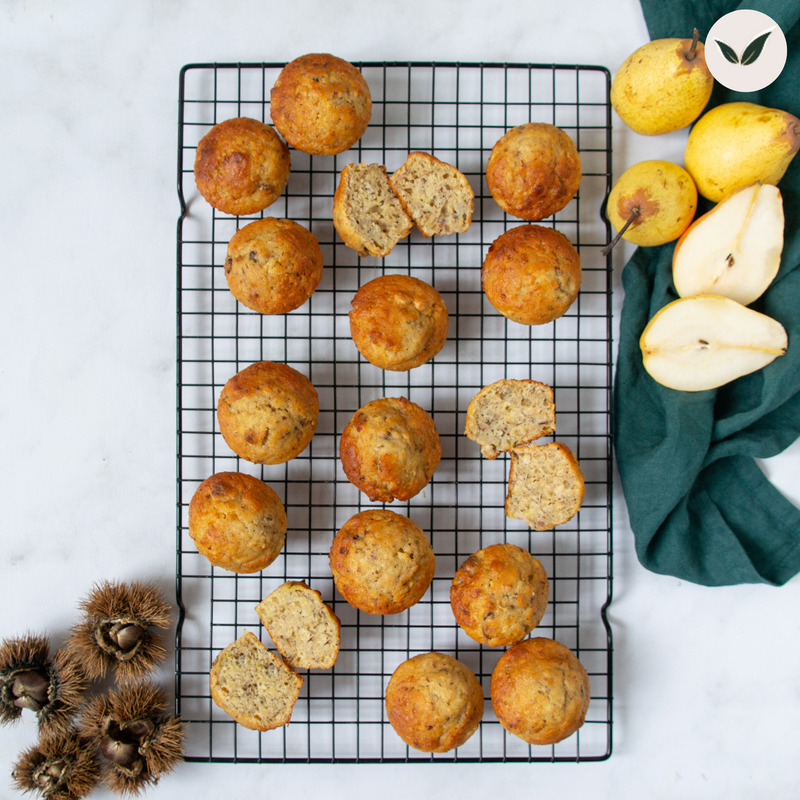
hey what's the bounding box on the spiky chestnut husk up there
[68,580,172,684]
[12,727,101,800]
[0,635,88,736]
[80,682,185,796]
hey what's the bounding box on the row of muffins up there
[193,53,582,222]
[220,214,581,371]
[213,362,441,501]
[211,633,589,753]
[206,361,584,527]
[205,539,589,751]
[222,214,582,348]
[190,496,556,632]
[189,52,589,750]
[192,53,480,268]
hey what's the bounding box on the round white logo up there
[705,10,787,92]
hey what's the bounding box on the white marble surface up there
[2,1,799,797]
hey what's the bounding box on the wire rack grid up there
[176,61,613,764]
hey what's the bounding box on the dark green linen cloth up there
[614,0,800,585]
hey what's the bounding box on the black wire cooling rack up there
[175,61,614,763]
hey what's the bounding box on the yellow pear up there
[611,30,714,135]
[684,102,800,202]
[603,160,697,254]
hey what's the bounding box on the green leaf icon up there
[715,39,739,64]
[741,28,773,65]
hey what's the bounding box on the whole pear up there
[685,102,800,202]
[603,160,697,253]
[611,30,714,136]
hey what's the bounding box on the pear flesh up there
[672,183,784,306]
[640,295,787,391]
[685,102,800,202]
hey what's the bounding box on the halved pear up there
[672,183,784,305]
[640,295,787,391]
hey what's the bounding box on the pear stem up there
[601,207,640,257]
[687,28,700,61]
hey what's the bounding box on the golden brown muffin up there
[209,632,303,731]
[389,152,474,237]
[482,224,581,326]
[194,117,290,216]
[224,218,323,314]
[255,581,341,670]
[506,443,585,531]
[188,472,287,573]
[217,361,319,465]
[490,637,590,745]
[339,397,441,503]
[332,163,413,257]
[270,53,372,156]
[385,652,484,752]
[464,379,556,459]
[349,274,449,371]
[450,543,549,647]
[329,509,435,615]
[486,122,581,221]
